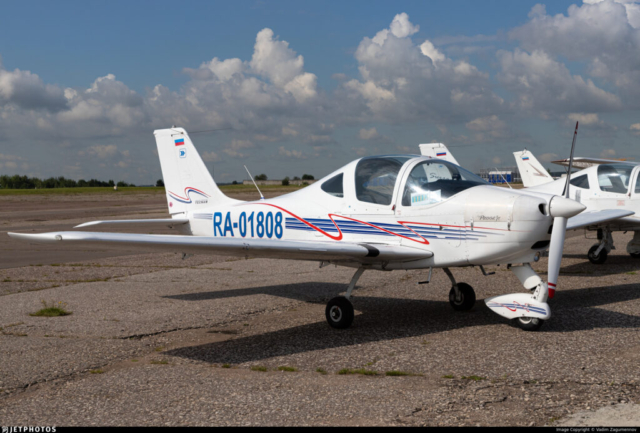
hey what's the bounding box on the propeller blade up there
[547,121,580,300]
[547,216,567,299]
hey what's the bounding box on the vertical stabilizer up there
[419,143,460,165]
[513,149,554,188]
[154,127,240,214]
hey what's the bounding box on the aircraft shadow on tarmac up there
[165,282,640,365]
[559,256,640,275]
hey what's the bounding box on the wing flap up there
[8,231,433,263]
[567,209,635,231]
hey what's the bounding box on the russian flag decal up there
[522,157,529,160]
[175,138,185,146]
[436,152,446,157]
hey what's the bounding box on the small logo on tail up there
[168,187,210,204]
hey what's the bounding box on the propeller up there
[545,122,584,299]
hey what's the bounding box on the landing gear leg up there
[443,268,475,311]
[325,267,364,329]
[588,227,613,264]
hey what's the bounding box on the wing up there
[7,231,433,264]
[74,218,189,228]
[567,209,636,231]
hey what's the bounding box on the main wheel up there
[588,245,608,264]
[515,317,544,331]
[630,252,640,259]
[449,283,476,311]
[325,296,354,329]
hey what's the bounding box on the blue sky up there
[0,0,639,183]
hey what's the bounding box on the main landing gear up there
[443,268,476,311]
[324,267,478,330]
[325,267,364,329]
[588,228,613,264]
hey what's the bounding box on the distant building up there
[476,167,521,184]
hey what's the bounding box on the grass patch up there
[154,346,164,352]
[150,360,169,365]
[277,366,297,372]
[251,365,268,372]
[337,368,378,376]
[626,271,637,275]
[221,364,232,368]
[461,375,486,381]
[131,359,139,362]
[385,370,411,377]
[89,369,104,374]
[29,300,72,317]
[442,375,455,379]
[316,368,327,375]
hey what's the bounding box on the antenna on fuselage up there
[244,165,265,200]
[495,167,513,189]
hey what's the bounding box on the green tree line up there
[0,175,135,189]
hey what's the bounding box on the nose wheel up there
[514,316,544,331]
[325,296,354,329]
[449,282,476,311]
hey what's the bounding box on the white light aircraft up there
[513,133,639,264]
[9,126,618,331]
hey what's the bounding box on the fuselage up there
[181,156,560,269]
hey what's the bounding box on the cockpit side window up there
[402,160,488,207]
[597,164,633,194]
[355,157,409,205]
[321,173,344,198]
[570,175,590,189]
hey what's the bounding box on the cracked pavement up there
[1,192,639,426]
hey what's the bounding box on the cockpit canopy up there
[597,163,634,194]
[400,159,489,207]
[320,155,488,207]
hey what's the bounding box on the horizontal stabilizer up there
[552,157,637,169]
[8,231,433,264]
[74,218,189,228]
[567,209,635,231]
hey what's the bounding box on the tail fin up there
[419,143,460,165]
[513,149,554,188]
[154,127,239,214]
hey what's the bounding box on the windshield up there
[402,160,488,206]
[597,163,633,194]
